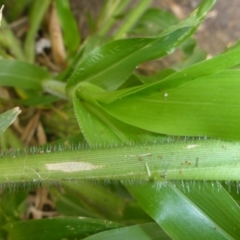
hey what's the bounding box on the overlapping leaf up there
[73,87,165,145]
[74,44,240,140]
[100,69,240,140]
[83,223,171,240]
[66,0,215,93]
[70,0,216,144]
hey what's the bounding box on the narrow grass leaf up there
[55,0,80,55]
[0,18,25,60]
[0,59,50,90]
[95,44,240,104]
[0,107,21,135]
[24,0,51,63]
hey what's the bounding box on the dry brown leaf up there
[0,5,4,26]
[21,111,40,145]
[168,0,185,19]
[48,2,67,69]
[36,121,47,145]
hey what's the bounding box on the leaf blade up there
[0,107,21,135]
[127,182,240,239]
[101,70,240,140]
[0,59,50,90]
[66,0,215,93]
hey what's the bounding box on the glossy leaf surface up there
[66,0,215,92]
[102,70,240,139]
[127,181,240,239]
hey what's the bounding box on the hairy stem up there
[42,79,68,99]
[0,138,240,189]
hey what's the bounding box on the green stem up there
[1,139,240,189]
[42,79,68,99]
[113,0,152,40]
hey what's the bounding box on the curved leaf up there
[56,0,80,55]
[0,107,21,135]
[66,0,215,93]
[101,70,240,140]
[0,59,50,90]
[73,85,165,145]
[127,181,240,239]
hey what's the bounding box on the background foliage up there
[0,0,240,239]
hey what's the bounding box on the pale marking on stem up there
[125,153,152,157]
[185,144,199,149]
[46,162,102,172]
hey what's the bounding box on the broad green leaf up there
[56,0,80,55]
[0,107,21,135]
[73,83,165,144]
[24,0,51,63]
[83,222,171,240]
[59,35,108,82]
[2,217,121,240]
[0,59,50,90]
[66,0,215,93]
[16,95,59,106]
[94,45,240,104]
[127,181,240,239]
[101,70,240,140]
